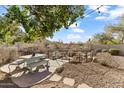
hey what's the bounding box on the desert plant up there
[108,48,120,55]
[93,33,114,44]
[105,15,124,44]
[102,49,108,52]
[95,52,119,68]
[96,49,102,53]
[0,47,19,66]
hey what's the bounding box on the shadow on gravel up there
[11,70,51,88]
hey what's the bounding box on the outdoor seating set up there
[8,53,50,75]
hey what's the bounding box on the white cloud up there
[88,5,110,20]
[94,5,124,20]
[72,28,85,33]
[82,35,92,42]
[69,22,80,28]
[88,5,110,13]
[95,16,108,20]
[46,37,53,41]
[69,22,85,33]
[85,15,90,18]
[67,34,81,39]
[85,35,92,39]
[109,6,124,19]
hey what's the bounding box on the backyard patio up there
[0,53,69,87]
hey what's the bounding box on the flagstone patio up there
[0,54,69,87]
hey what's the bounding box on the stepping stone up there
[77,83,91,88]
[63,77,75,86]
[0,64,17,73]
[49,74,62,82]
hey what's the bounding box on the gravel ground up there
[1,56,124,88]
[32,61,124,88]
[59,62,124,88]
[32,81,72,88]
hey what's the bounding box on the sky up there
[0,5,124,43]
[47,5,124,43]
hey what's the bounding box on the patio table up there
[8,54,49,74]
[19,54,46,59]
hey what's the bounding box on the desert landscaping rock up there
[0,71,9,80]
[55,66,64,74]
[63,77,75,86]
[49,74,62,82]
[0,64,17,73]
[77,83,91,88]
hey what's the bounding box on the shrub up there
[0,47,19,66]
[102,49,108,52]
[96,49,102,53]
[69,55,83,63]
[108,48,120,55]
[18,44,47,56]
[68,51,76,57]
[95,52,119,68]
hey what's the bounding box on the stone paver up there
[77,83,91,88]
[0,55,69,75]
[0,55,69,87]
[0,64,17,73]
[49,74,62,82]
[48,59,68,73]
[63,77,75,86]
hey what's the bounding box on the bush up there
[102,49,108,52]
[68,51,76,57]
[96,49,102,53]
[108,48,120,55]
[95,52,119,68]
[0,47,19,66]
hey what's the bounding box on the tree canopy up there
[92,32,120,44]
[0,5,84,44]
[93,33,112,44]
[105,15,124,43]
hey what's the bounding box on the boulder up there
[69,56,82,64]
[55,66,64,74]
[87,56,93,62]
